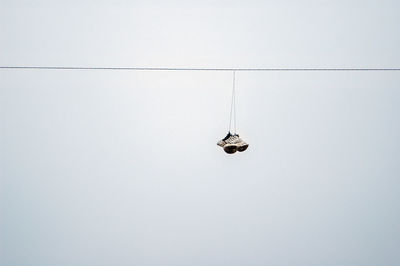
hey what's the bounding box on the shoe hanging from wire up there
[217,71,249,154]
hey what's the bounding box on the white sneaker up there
[217,133,239,154]
[217,133,249,154]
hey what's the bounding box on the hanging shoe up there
[217,133,239,154]
[218,71,249,154]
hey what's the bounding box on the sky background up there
[1,0,400,265]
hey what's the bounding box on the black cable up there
[1,66,400,71]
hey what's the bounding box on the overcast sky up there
[1,1,400,265]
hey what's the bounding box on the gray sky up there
[1,1,400,265]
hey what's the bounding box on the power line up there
[1,66,400,71]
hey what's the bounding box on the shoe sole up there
[223,144,237,154]
[237,144,249,152]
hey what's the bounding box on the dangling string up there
[228,71,237,134]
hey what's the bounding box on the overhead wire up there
[1,66,400,71]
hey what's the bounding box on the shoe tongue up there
[223,132,232,141]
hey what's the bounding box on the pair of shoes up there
[217,132,249,154]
